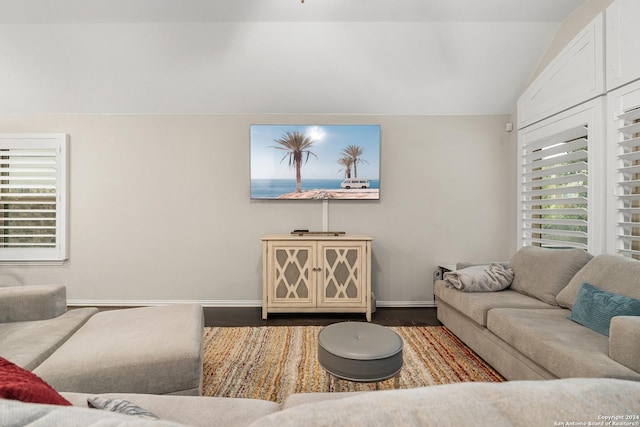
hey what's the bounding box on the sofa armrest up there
[0,285,67,323]
[609,316,640,374]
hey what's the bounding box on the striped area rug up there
[202,325,503,403]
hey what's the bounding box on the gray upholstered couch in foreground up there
[2,377,639,426]
[435,247,640,381]
[0,285,204,395]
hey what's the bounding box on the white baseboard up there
[376,300,436,308]
[67,299,437,308]
[66,299,263,307]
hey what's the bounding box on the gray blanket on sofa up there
[443,264,514,292]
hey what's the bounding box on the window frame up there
[0,134,69,264]
[517,98,606,254]
[606,79,640,259]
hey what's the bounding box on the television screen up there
[250,124,380,200]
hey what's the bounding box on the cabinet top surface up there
[262,234,372,241]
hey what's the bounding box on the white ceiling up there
[0,0,588,115]
[0,0,587,23]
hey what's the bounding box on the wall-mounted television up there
[250,124,380,200]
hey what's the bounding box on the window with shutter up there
[0,134,68,263]
[517,99,604,253]
[608,80,640,260]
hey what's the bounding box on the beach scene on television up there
[250,124,381,200]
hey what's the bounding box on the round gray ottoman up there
[318,322,403,391]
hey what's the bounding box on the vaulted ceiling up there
[0,0,587,114]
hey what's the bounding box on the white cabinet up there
[606,0,640,91]
[517,13,604,129]
[262,234,372,321]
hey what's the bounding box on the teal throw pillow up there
[568,282,640,336]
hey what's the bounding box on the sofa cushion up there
[282,391,365,409]
[0,357,71,406]
[63,392,281,427]
[434,281,559,326]
[0,285,67,323]
[508,246,592,305]
[251,379,640,427]
[556,254,640,309]
[0,307,98,371]
[34,304,204,395]
[568,283,640,336]
[486,308,640,380]
[0,398,186,427]
[609,316,640,373]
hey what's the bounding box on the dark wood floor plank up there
[76,306,439,327]
[203,307,439,327]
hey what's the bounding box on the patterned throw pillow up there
[87,396,159,420]
[0,357,71,406]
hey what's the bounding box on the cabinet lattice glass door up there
[268,242,315,307]
[318,242,365,307]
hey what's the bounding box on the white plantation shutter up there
[518,99,604,252]
[608,80,640,260]
[0,134,68,262]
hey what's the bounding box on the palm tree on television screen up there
[271,131,318,193]
[337,156,353,178]
[341,145,368,178]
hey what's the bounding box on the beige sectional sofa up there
[435,247,640,381]
[2,256,639,426]
[0,285,204,395]
[2,377,640,426]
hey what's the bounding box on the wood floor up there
[203,307,440,327]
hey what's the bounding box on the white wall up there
[0,9,537,306]
[0,113,515,306]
